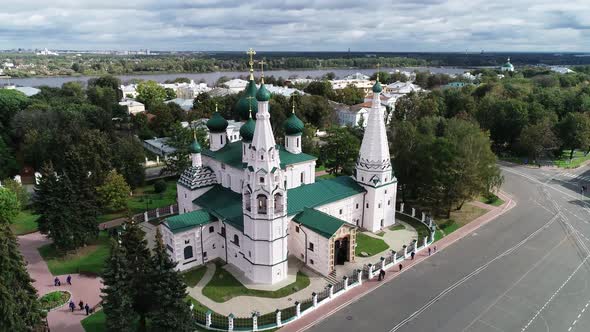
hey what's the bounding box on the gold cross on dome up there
[247,48,256,70]
[291,94,297,113]
[376,63,381,82]
[259,59,266,77]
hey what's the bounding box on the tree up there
[304,81,334,99]
[97,170,130,211]
[120,222,152,330]
[0,89,29,140]
[154,180,167,194]
[0,223,43,331]
[147,229,195,331]
[1,179,29,210]
[333,85,364,105]
[136,80,167,109]
[163,124,207,175]
[518,120,559,161]
[101,239,137,332]
[0,187,19,224]
[323,127,360,175]
[111,136,146,189]
[0,138,18,179]
[558,112,590,159]
[164,87,176,100]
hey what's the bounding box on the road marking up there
[387,214,561,332]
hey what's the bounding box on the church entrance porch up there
[334,236,350,265]
[328,226,356,274]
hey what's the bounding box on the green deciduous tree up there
[558,112,590,159]
[1,179,29,210]
[323,127,360,175]
[136,80,167,109]
[111,136,146,189]
[97,170,130,211]
[0,138,19,179]
[0,187,20,224]
[517,120,559,161]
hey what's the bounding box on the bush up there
[153,180,167,194]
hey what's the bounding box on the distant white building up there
[119,99,145,115]
[36,48,59,56]
[3,62,15,69]
[337,101,386,128]
[330,79,374,94]
[344,72,370,80]
[162,80,211,99]
[143,137,176,159]
[121,84,138,99]
[165,98,194,111]
[501,58,514,72]
[383,81,423,97]
[223,79,249,93]
[550,66,575,74]
[4,85,40,97]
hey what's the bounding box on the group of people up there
[53,275,92,315]
[68,300,91,315]
[377,245,439,281]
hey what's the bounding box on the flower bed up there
[39,291,71,311]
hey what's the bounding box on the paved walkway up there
[187,261,330,316]
[18,232,103,332]
[280,191,516,332]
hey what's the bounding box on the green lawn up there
[317,173,337,180]
[10,210,40,235]
[38,231,110,276]
[376,231,385,237]
[315,165,326,172]
[478,194,504,207]
[182,266,208,287]
[97,178,178,222]
[202,263,310,303]
[553,150,590,169]
[389,224,405,231]
[435,204,488,241]
[355,233,389,257]
[81,310,106,332]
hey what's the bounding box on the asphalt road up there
[308,163,590,332]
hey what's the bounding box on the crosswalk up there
[556,172,590,182]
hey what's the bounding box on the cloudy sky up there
[1,0,589,52]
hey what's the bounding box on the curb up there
[40,290,72,312]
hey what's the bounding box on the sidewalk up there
[18,232,103,332]
[279,191,516,332]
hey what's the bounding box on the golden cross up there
[215,102,218,113]
[376,63,381,82]
[291,94,297,113]
[247,48,256,71]
[259,59,266,77]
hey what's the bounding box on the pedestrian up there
[54,277,59,286]
[67,275,72,285]
[411,251,415,260]
[69,301,75,312]
[79,300,84,311]
[84,303,90,316]
[382,269,386,279]
[57,279,61,286]
[434,245,437,253]
[378,270,382,281]
[428,247,432,256]
[399,263,403,271]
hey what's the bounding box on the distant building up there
[550,66,575,74]
[119,99,145,114]
[143,137,176,159]
[337,101,386,128]
[501,58,514,72]
[4,85,40,97]
[36,48,58,56]
[383,81,423,96]
[165,98,194,111]
[344,72,370,80]
[330,79,374,94]
[223,79,249,93]
[162,80,211,99]
[443,82,473,89]
[121,84,138,99]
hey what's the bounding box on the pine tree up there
[120,222,152,330]
[147,229,195,332]
[101,239,136,332]
[0,190,42,330]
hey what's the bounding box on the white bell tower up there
[355,70,398,232]
[241,64,289,284]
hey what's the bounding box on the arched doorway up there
[334,236,349,265]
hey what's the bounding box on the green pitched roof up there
[287,176,366,216]
[193,185,244,231]
[235,79,259,120]
[164,210,216,234]
[202,141,316,170]
[293,208,346,238]
[284,112,304,136]
[240,117,256,142]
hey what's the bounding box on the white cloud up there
[0,0,588,51]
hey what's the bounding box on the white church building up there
[160,57,398,285]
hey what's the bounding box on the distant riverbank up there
[0,67,470,88]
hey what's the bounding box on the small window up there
[295,226,300,233]
[184,239,190,244]
[310,259,314,265]
[380,219,384,227]
[203,252,207,259]
[385,190,387,194]
[249,251,251,257]
[300,253,304,259]
[220,136,223,144]
[221,227,226,238]
[297,137,300,147]
[356,203,359,209]
[233,234,240,247]
[366,203,369,208]
[388,200,391,206]
[259,177,265,183]
[378,203,381,208]
[362,177,364,181]
[212,244,216,249]
[184,246,193,260]
[339,209,343,215]
[209,226,214,233]
[184,193,187,198]
[308,242,314,251]
[300,172,304,183]
[261,155,264,160]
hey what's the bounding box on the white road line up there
[387,214,561,332]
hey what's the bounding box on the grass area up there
[202,263,310,303]
[182,266,208,287]
[38,231,111,276]
[317,173,337,180]
[389,224,405,231]
[355,233,390,257]
[435,204,488,240]
[10,210,40,235]
[39,291,70,311]
[81,310,106,332]
[376,231,385,237]
[553,150,590,169]
[97,178,178,222]
[315,165,326,172]
[478,193,504,207]
[396,213,430,240]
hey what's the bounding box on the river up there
[0,67,470,88]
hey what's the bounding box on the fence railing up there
[193,202,435,331]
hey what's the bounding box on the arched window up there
[244,192,251,211]
[297,137,300,147]
[274,193,283,213]
[184,246,193,260]
[233,234,240,247]
[257,194,268,214]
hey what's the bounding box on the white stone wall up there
[284,161,316,189]
[359,181,398,232]
[288,222,331,276]
[177,185,214,214]
[313,193,365,227]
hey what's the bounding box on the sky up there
[1,0,589,52]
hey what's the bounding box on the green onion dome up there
[372,81,382,93]
[239,117,256,142]
[206,112,228,133]
[189,138,202,154]
[284,112,304,136]
[256,82,271,102]
[235,79,258,120]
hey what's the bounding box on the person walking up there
[67,275,72,285]
[79,300,84,311]
[398,263,403,271]
[69,301,75,312]
[54,277,59,286]
[428,247,432,256]
[411,251,415,260]
[434,245,437,253]
[84,303,90,316]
